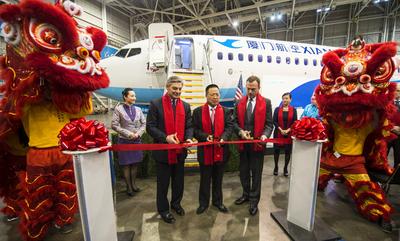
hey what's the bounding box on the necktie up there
[246,98,253,122]
[172,99,177,116]
[211,108,215,125]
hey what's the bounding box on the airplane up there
[98,23,400,113]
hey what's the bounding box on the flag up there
[235,74,244,101]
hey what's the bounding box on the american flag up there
[235,74,244,101]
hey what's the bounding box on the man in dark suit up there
[388,84,400,168]
[146,76,194,224]
[233,75,273,216]
[193,84,232,215]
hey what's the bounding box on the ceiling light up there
[232,21,239,27]
[276,13,282,20]
[324,7,330,11]
[316,8,322,13]
[270,15,276,21]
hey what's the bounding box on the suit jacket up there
[232,97,273,139]
[193,105,232,164]
[146,97,193,163]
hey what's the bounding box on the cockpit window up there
[115,48,129,58]
[127,48,141,57]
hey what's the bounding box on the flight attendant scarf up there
[277,105,294,139]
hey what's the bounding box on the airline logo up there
[213,38,332,55]
[213,39,242,49]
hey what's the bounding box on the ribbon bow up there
[59,117,109,151]
[291,117,327,141]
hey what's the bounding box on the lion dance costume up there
[0,1,109,240]
[315,37,397,232]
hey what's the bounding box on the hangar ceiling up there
[104,0,399,44]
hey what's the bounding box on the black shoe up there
[283,169,289,177]
[196,205,208,215]
[249,205,258,216]
[171,205,185,216]
[213,203,228,213]
[126,191,134,197]
[273,167,278,176]
[234,196,249,205]
[160,212,175,224]
[379,218,392,233]
[132,187,141,192]
[54,224,73,234]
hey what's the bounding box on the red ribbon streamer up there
[291,117,327,141]
[112,138,291,151]
[59,118,109,151]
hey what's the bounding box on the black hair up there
[122,88,134,100]
[282,92,292,99]
[205,84,219,95]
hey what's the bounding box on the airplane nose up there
[77,46,89,59]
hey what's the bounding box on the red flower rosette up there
[291,117,327,141]
[59,117,109,151]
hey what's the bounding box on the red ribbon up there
[59,118,109,151]
[291,117,327,141]
[112,138,291,151]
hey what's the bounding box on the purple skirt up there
[118,138,143,165]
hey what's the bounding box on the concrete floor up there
[0,155,399,241]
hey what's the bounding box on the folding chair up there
[369,164,400,193]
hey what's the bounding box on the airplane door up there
[148,23,174,70]
[174,38,194,70]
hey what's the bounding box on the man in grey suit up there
[233,75,273,216]
[146,76,194,224]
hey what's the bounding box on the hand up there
[260,135,267,141]
[239,130,251,140]
[186,139,197,144]
[129,133,138,139]
[206,135,213,142]
[166,133,179,144]
[217,138,224,147]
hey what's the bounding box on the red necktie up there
[211,108,215,125]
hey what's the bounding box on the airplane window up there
[258,55,263,62]
[217,52,223,60]
[238,53,244,61]
[228,53,233,61]
[267,55,272,63]
[248,54,253,62]
[313,59,317,66]
[115,48,129,58]
[295,57,299,65]
[276,56,281,64]
[304,58,308,66]
[286,57,290,64]
[127,48,141,57]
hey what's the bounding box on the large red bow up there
[59,118,109,151]
[291,117,327,141]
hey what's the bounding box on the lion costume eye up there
[28,19,63,52]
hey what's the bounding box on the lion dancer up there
[0,1,109,240]
[315,36,397,233]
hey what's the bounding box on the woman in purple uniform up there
[112,88,146,196]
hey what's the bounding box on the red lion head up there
[315,37,397,128]
[0,0,109,119]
